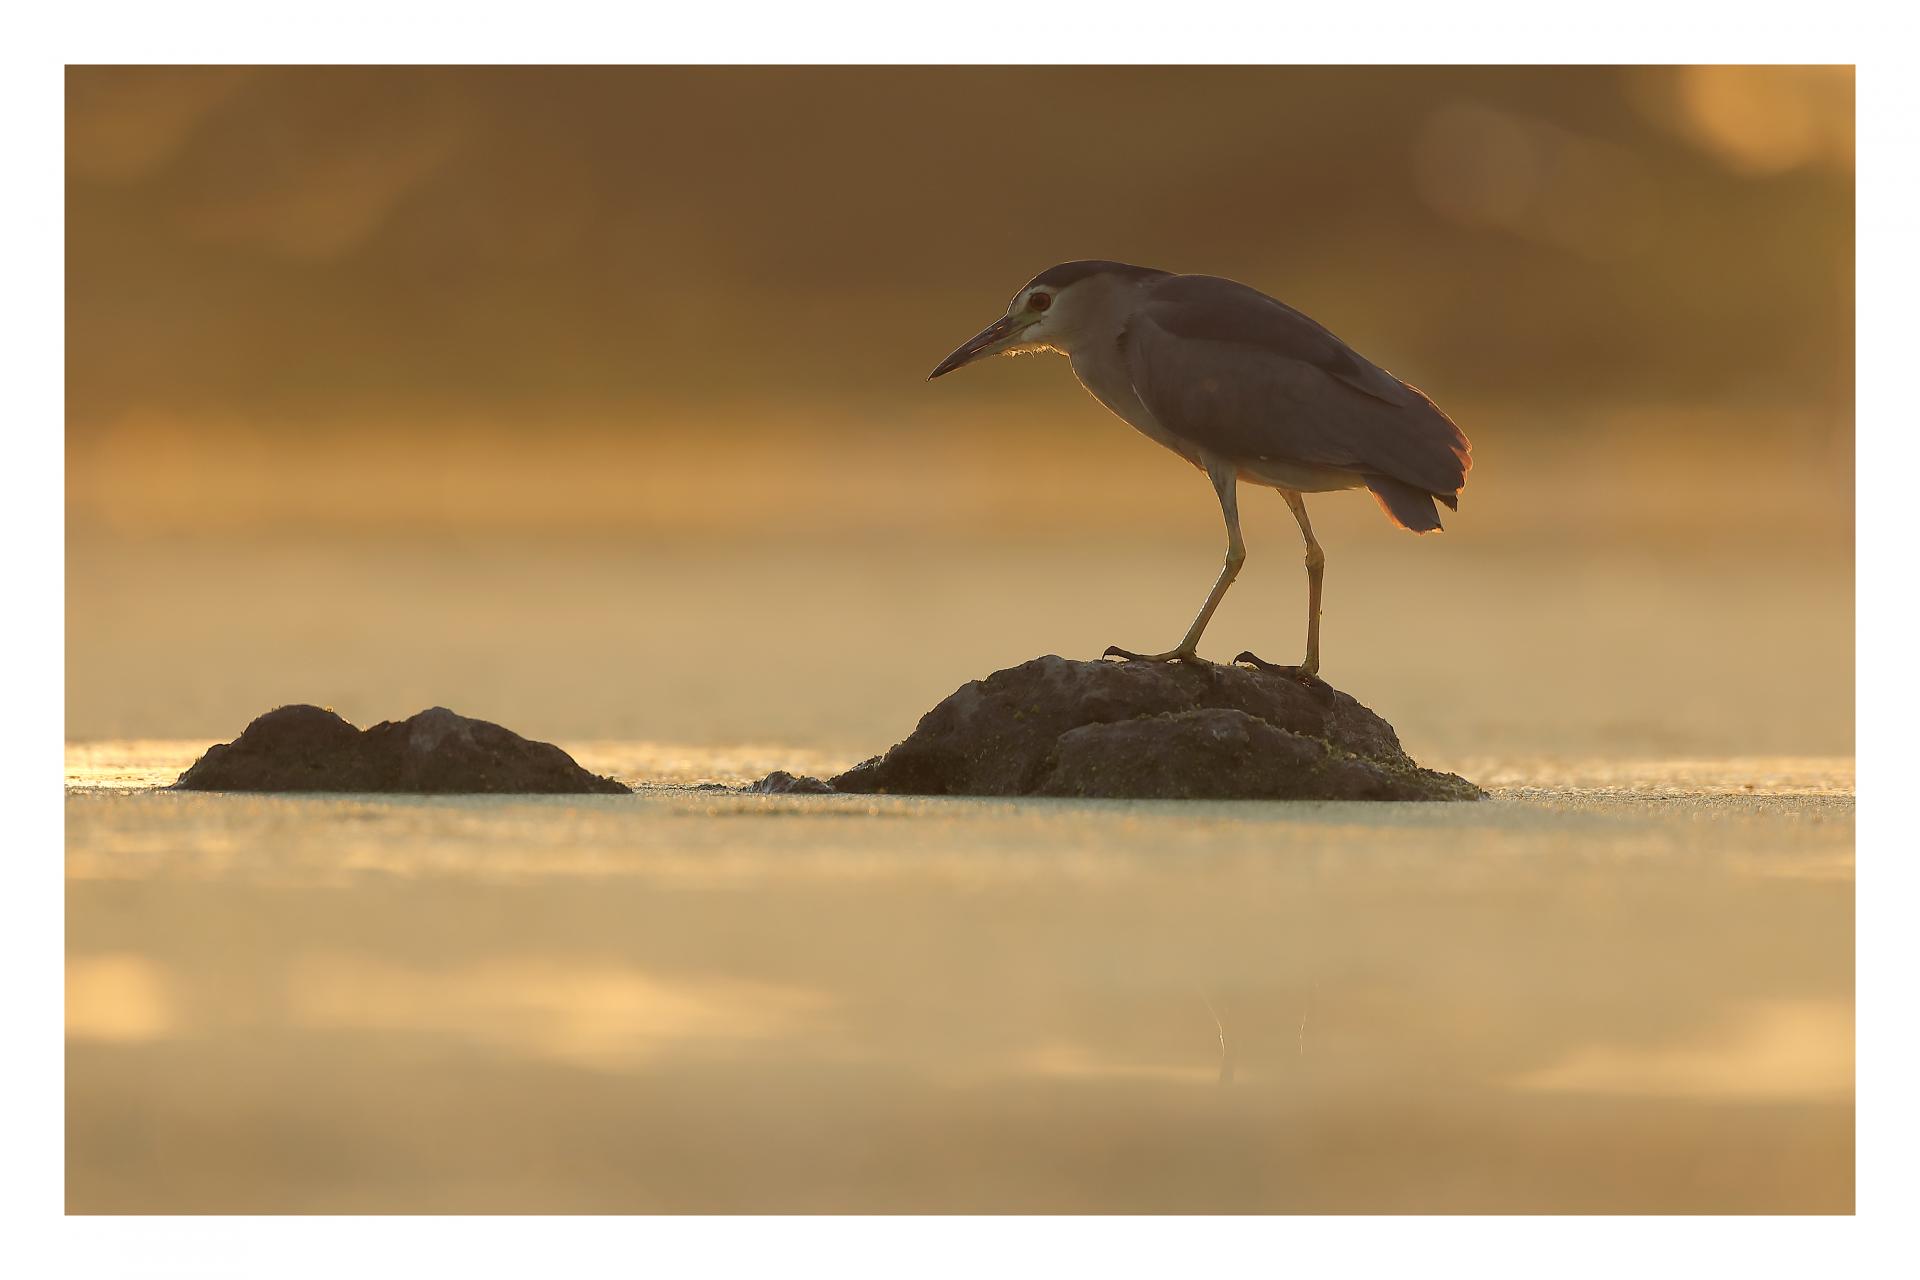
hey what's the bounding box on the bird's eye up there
[1029,293,1052,312]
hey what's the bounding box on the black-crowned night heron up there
[929,260,1472,677]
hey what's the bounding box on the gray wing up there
[1122,274,1471,500]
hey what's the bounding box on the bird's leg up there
[1107,464,1244,664]
[1235,490,1326,680]
[1294,491,1326,674]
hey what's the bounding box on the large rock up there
[174,705,630,794]
[828,656,1480,801]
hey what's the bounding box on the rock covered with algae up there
[820,655,1481,801]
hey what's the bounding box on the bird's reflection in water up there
[1201,993,1234,1085]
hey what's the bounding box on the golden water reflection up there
[286,955,831,1070]
[1512,999,1853,1102]
[66,953,174,1043]
[67,761,1853,1213]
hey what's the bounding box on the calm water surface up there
[66,745,1853,1213]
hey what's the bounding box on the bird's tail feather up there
[1365,475,1445,533]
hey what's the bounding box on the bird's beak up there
[928,313,1031,379]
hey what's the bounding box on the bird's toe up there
[1233,652,1325,684]
[1104,645,1203,665]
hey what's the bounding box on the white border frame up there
[16,2,1906,1274]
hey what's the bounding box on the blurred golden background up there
[65,66,1854,760]
[63,68,1858,1215]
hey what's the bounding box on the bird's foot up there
[1233,651,1325,684]
[1103,644,1207,666]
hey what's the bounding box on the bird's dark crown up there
[1024,260,1170,292]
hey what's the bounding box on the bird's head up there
[927,260,1167,379]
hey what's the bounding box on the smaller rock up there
[749,770,836,795]
[174,705,629,794]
